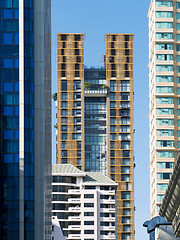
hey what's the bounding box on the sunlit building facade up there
[56,33,134,240]
[148,0,180,226]
[0,0,52,239]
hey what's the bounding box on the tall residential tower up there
[148,0,180,220]
[56,33,134,240]
[0,0,52,239]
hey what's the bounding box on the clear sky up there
[51,0,150,239]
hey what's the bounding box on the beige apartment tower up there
[148,0,180,229]
[56,33,134,240]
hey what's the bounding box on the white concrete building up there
[52,164,118,240]
[148,0,180,219]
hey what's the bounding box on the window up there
[156,54,173,61]
[121,174,130,182]
[122,158,130,165]
[156,11,173,18]
[122,217,131,224]
[157,140,174,147]
[121,191,131,199]
[73,101,81,108]
[156,44,173,50]
[121,117,130,124]
[72,133,81,140]
[61,92,67,100]
[110,101,116,108]
[156,97,173,104]
[110,93,116,100]
[156,22,173,28]
[123,150,130,157]
[157,162,174,168]
[61,125,67,132]
[156,33,173,39]
[121,92,129,100]
[157,184,168,191]
[74,117,81,124]
[177,2,180,8]
[177,24,180,30]
[110,81,116,91]
[61,109,67,116]
[121,126,130,132]
[121,141,130,149]
[157,151,174,158]
[84,194,94,198]
[121,81,130,91]
[84,212,94,216]
[157,129,174,136]
[61,101,67,108]
[61,150,67,157]
[156,1,173,7]
[74,92,81,100]
[72,109,81,116]
[156,76,173,82]
[123,209,131,216]
[84,203,94,207]
[84,230,94,234]
[110,125,116,132]
[121,166,130,173]
[157,195,164,202]
[61,80,67,91]
[156,65,173,71]
[156,86,173,93]
[110,117,116,124]
[61,133,67,140]
[61,141,66,149]
[73,80,81,91]
[157,119,174,125]
[84,221,94,225]
[74,125,81,132]
[156,108,174,115]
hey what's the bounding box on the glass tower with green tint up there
[148,0,180,235]
[0,0,51,239]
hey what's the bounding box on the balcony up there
[67,234,81,239]
[100,226,116,231]
[84,88,108,97]
[68,207,81,212]
[68,198,81,204]
[68,190,81,195]
[102,233,116,239]
[68,216,81,221]
[100,217,115,222]
[84,83,108,97]
[100,199,116,204]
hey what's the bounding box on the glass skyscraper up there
[0,0,51,239]
[148,0,180,238]
[56,33,134,240]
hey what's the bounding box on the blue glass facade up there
[24,1,34,239]
[0,0,20,239]
[84,68,107,173]
[0,0,37,239]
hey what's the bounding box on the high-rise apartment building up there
[0,1,51,239]
[56,33,134,240]
[52,164,118,240]
[148,0,180,224]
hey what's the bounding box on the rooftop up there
[85,172,118,185]
[52,164,86,176]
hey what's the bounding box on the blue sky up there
[52,0,150,239]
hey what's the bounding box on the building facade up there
[0,0,52,239]
[52,164,118,240]
[159,153,180,237]
[56,33,134,240]
[148,0,180,222]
